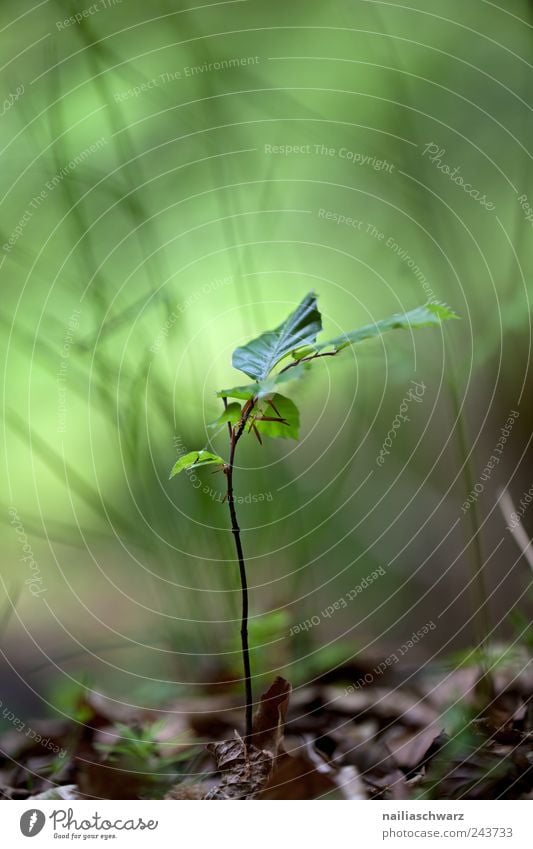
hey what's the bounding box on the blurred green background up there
[1,0,532,722]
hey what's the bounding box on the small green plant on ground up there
[95,720,199,791]
[170,293,458,745]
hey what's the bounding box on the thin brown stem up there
[279,350,339,375]
[223,398,256,744]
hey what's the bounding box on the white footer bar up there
[3,799,531,847]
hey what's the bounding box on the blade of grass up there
[5,407,143,547]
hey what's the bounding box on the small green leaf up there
[169,450,225,478]
[208,402,242,428]
[232,292,322,380]
[218,364,306,401]
[291,345,316,361]
[316,301,459,353]
[254,394,300,440]
[217,384,256,401]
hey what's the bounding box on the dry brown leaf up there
[205,735,275,799]
[382,723,444,772]
[258,749,339,799]
[32,784,80,800]
[325,685,437,727]
[205,677,292,800]
[424,738,533,799]
[250,676,292,753]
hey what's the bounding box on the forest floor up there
[1,647,532,801]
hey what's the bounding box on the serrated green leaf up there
[169,450,225,478]
[316,301,459,353]
[208,402,242,428]
[217,364,306,401]
[232,292,322,380]
[254,394,300,440]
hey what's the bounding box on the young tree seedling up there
[170,293,458,745]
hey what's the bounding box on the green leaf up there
[248,610,290,642]
[316,302,459,354]
[169,450,225,478]
[291,345,316,361]
[217,384,257,401]
[218,364,306,401]
[232,292,322,380]
[254,394,300,440]
[208,402,242,428]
